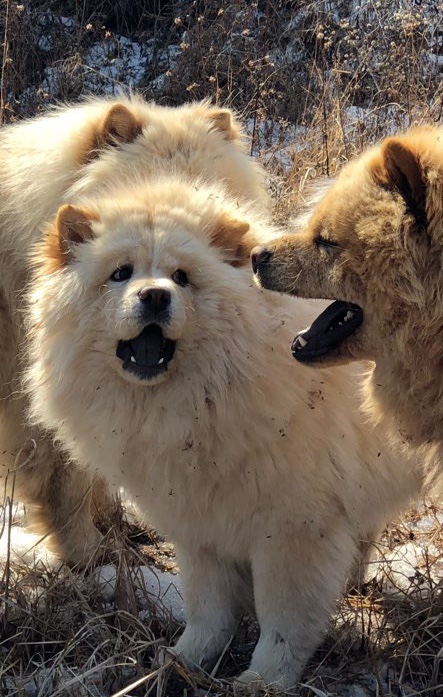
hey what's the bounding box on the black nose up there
[138,287,171,315]
[251,246,273,274]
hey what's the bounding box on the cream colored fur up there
[25,175,430,690]
[0,94,266,563]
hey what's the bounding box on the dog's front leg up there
[236,522,357,691]
[170,544,248,669]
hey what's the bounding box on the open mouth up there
[116,324,176,380]
[291,300,363,363]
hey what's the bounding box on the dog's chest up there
[102,421,260,554]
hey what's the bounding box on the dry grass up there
[0,1,442,695]
[1,493,442,697]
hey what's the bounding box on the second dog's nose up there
[251,247,273,274]
[138,287,171,314]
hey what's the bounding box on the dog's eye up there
[172,269,188,287]
[110,265,133,282]
[314,237,340,253]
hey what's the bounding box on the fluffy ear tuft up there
[371,137,427,226]
[211,214,252,266]
[34,206,99,277]
[207,108,240,141]
[83,103,143,163]
[56,205,99,262]
[98,103,143,147]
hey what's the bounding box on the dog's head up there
[30,180,261,390]
[253,127,443,368]
[75,97,268,208]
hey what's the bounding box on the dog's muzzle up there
[116,323,176,381]
[291,301,363,363]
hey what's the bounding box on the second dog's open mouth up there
[116,324,176,380]
[291,300,363,363]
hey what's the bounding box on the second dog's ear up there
[372,138,427,226]
[84,104,143,162]
[56,205,99,262]
[211,215,252,266]
[98,103,143,146]
[207,108,240,141]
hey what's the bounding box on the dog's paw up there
[234,669,297,695]
[234,670,265,695]
[171,624,229,669]
[157,643,208,685]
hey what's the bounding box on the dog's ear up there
[84,104,143,163]
[36,205,99,276]
[99,103,143,146]
[371,137,427,226]
[211,214,252,266]
[207,108,240,141]
[56,204,99,263]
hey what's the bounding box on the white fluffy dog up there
[0,94,266,562]
[25,173,430,690]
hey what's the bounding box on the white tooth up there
[345,311,354,320]
[338,321,343,325]
[130,356,136,363]
[298,336,308,348]
[158,357,164,364]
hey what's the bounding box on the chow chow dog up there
[252,126,443,460]
[0,94,266,564]
[26,172,430,690]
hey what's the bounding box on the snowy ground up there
[0,502,185,624]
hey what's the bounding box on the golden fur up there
[252,126,443,457]
[0,94,266,564]
[25,173,432,690]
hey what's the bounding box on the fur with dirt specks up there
[0,93,266,564]
[26,173,431,690]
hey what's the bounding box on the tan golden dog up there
[252,126,443,463]
[25,172,431,690]
[0,95,266,564]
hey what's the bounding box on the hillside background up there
[1,0,442,209]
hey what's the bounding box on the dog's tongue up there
[131,324,163,366]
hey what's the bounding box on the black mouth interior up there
[291,300,363,363]
[116,324,176,380]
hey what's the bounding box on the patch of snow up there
[59,16,76,29]
[406,509,443,532]
[375,540,443,597]
[345,105,369,121]
[38,33,182,97]
[285,12,310,33]
[95,563,185,624]
[40,66,59,96]
[429,53,443,68]
[38,35,53,52]
[245,117,309,164]
[0,502,59,568]
[78,37,180,94]
[151,73,168,92]
[83,36,151,91]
